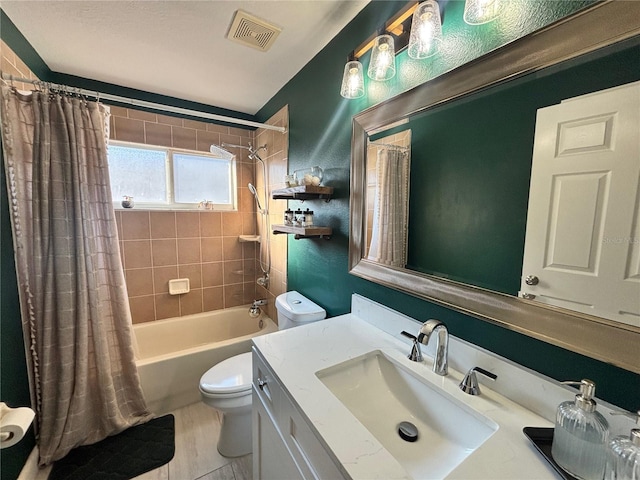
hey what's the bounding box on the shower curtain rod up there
[1,74,286,133]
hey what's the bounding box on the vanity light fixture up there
[340,52,365,99]
[367,33,397,81]
[463,0,501,25]
[408,0,442,59]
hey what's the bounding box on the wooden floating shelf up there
[272,224,332,240]
[272,185,334,202]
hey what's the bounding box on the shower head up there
[209,144,233,157]
[248,183,263,212]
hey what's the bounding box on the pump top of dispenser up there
[563,378,598,413]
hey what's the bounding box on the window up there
[108,141,236,210]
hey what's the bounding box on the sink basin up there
[316,350,498,479]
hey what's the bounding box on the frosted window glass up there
[108,145,167,203]
[173,153,231,204]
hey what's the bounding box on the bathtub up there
[134,305,278,414]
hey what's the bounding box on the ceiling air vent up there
[226,10,282,52]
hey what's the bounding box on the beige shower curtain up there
[0,85,151,465]
[367,146,410,267]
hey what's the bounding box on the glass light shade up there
[408,0,442,59]
[367,34,396,81]
[463,0,501,25]
[340,60,365,99]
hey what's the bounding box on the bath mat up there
[48,414,175,480]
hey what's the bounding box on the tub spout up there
[249,299,267,318]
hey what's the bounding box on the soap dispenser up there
[551,379,610,480]
[604,410,640,480]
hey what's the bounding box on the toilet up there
[199,291,326,457]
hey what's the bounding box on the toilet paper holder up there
[1,401,35,448]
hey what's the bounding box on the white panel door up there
[521,81,640,327]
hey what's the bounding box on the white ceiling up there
[1,1,370,115]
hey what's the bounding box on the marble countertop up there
[252,313,561,480]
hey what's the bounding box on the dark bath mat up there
[48,414,175,480]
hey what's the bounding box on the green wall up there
[257,1,640,411]
[406,43,640,295]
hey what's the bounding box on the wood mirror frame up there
[349,1,640,373]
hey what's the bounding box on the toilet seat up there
[199,352,252,397]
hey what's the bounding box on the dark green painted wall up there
[0,143,35,480]
[257,1,640,411]
[406,43,640,295]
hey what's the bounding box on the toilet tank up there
[275,291,326,330]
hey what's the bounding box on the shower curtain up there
[367,146,410,267]
[0,85,151,465]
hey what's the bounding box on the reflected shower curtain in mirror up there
[0,86,151,465]
[367,146,410,267]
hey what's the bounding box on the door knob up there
[525,275,539,286]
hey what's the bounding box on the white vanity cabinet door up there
[253,387,304,480]
[252,347,346,480]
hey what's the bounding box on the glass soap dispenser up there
[551,379,610,480]
[605,410,640,480]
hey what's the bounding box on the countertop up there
[252,313,561,480]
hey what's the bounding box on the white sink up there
[316,350,498,479]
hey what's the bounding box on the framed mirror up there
[349,2,640,373]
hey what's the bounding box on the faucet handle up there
[401,331,423,362]
[459,366,497,396]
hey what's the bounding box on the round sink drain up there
[397,421,418,442]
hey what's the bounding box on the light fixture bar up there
[354,2,419,59]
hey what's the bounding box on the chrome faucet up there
[249,299,267,318]
[417,320,449,376]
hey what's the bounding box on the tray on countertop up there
[522,427,578,480]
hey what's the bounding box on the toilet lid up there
[200,352,252,395]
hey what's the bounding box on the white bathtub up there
[134,306,278,414]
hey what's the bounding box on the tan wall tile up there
[224,284,244,308]
[150,211,176,238]
[129,295,156,323]
[241,212,256,235]
[123,240,152,269]
[177,238,201,264]
[220,133,242,149]
[157,113,183,127]
[145,122,172,147]
[152,239,178,266]
[172,126,197,150]
[114,117,145,143]
[222,236,242,261]
[178,263,202,289]
[223,259,244,285]
[222,212,243,236]
[206,123,229,134]
[176,212,200,238]
[129,109,157,122]
[125,268,154,297]
[110,106,129,118]
[195,129,220,152]
[200,212,222,237]
[201,237,223,262]
[203,286,224,311]
[153,265,178,294]
[180,289,203,316]
[155,293,180,320]
[121,211,150,240]
[243,282,257,304]
[202,262,223,287]
[183,118,208,130]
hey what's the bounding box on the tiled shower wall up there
[110,106,260,323]
[254,106,289,321]
[1,40,39,89]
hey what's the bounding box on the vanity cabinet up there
[252,347,345,480]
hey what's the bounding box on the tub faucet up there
[417,320,449,376]
[249,299,267,318]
